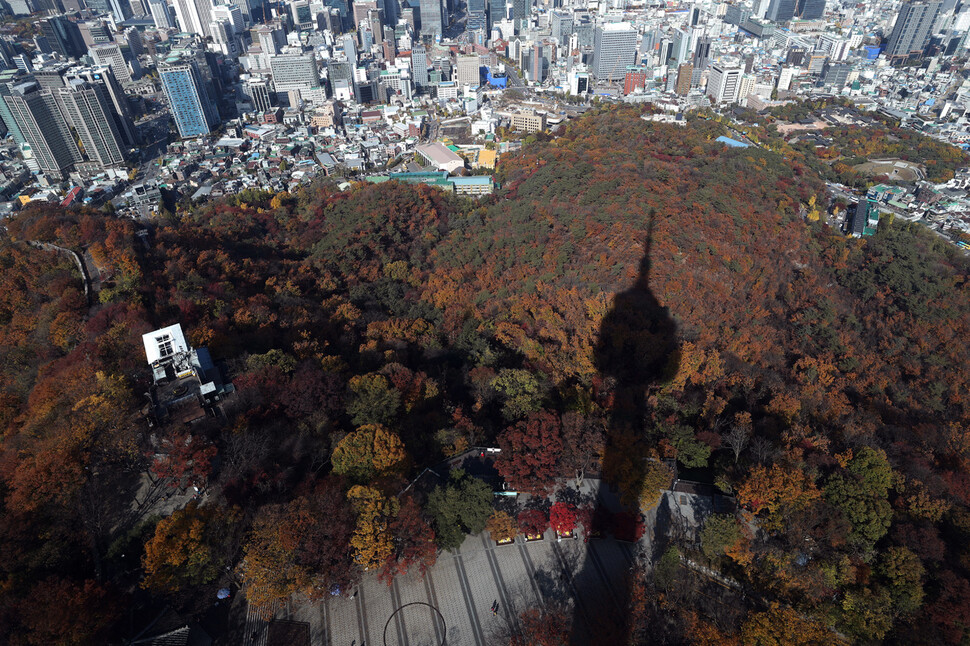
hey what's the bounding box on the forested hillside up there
[1,106,970,644]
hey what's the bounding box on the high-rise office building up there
[786,45,808,66]
[467,0,486,31]
[550,10,572,43]
[243,76,273,111]
[211,20,241,56]
[90,43,133,85]
[324,0,350,30]
[13,55,33,74]
[148,0,176,27]
[211,4,244,31]
[352,0,376,25]
[411,45,429,88]
[724,5,751,25]
[159,58,219,137]
[35,36,55,56]
[33,0,66,13]
[795,0,825,19]
[885,0,942,61]
[693,36,712,67]
[126,27,145,57]
[34,66,69,91]
[67,66,138,146]
[689,6,701,26]
[419,0,442,40]
[675,62,693,95]
[511,0,529,31]
[257,25,285,55]
[269,53,321,92]
[40,17,86,59]
[326,58,355,97]
[488,0,506,27]
[6,0,31,14]
[367,8,384,41]
[592,23,637,81]
[0,74,28,146]
[6,81,81,178]
[319,7,341,32]
[79,21,112,48]
[84,0,112,16]
[456,54,480,86]
[574,17,594,47]
[765,0,796,22]
[291,0,315,28]
[58,78,127,167]
[173,0,213,36]
[107,0,133,21]
[670,28,690,64]
[341,33,357,63]
[706,64,743,103]
[376,0,397,30]
[821,62,850,88]
[656,38,672,65]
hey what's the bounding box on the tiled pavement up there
[244,528,643,646]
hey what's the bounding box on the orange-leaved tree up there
[736,464,820,532]
[486,510,518,543]
[142,501,234,593]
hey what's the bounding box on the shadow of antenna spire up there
[561,208,679,645]
[637,209,656,285]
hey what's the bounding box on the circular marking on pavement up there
[382,601,447,646]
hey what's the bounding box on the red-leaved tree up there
[150,430,217,489]
[550,502,577,534]
[379,497,438,585]
[613,511,645,542]
[496,411,564,495]
[517,509,548,536]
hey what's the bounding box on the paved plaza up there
[240,528,644,646]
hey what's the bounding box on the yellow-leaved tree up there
[332,424,409,484]
[348,485,399,570]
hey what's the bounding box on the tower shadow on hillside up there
[567,212,679,645]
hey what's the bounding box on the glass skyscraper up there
[159,58,219,138]
[419,0,442,40]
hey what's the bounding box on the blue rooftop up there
[716,136,750,148]
[450,176,492,185]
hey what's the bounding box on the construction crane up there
[596,52,624,95]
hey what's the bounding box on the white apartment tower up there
[89,42,133,85]
[706,64,743,103]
